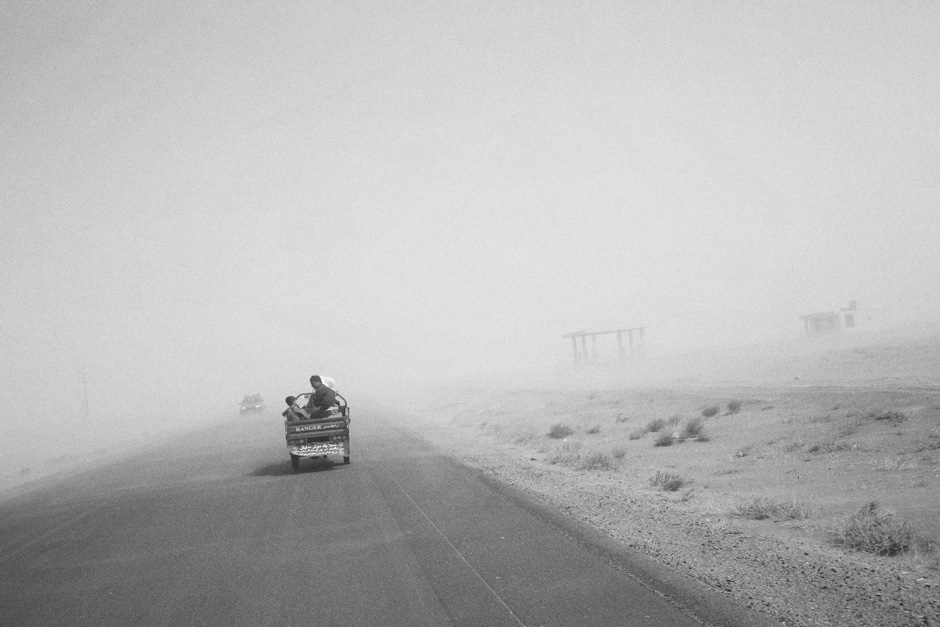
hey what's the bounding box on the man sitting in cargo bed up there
[304,375,338,419]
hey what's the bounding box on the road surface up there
[0,406,771,626]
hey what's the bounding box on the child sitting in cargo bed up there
[282,396,310,421]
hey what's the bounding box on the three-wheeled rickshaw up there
[281,392,350,471]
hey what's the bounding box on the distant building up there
[800,301,858,335]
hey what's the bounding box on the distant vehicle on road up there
[240,394,265,412]
[282,392,350,470]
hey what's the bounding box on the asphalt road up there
[0,407,767,627]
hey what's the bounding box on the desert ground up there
[392,324,940,627]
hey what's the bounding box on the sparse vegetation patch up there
[578,452,615,471]
[545,441,582,466]
[646,418,667,432]
[731,497,809,520]
[911,434,940,452]
[807,440,853,454]
[548,423,574,439]
[654,431,675,447]
[727,399,743,414]
[866,409,907,423]
[681,417,705,439]
[650,471,689,491]
[702,405,720,418]
[835,420,861,437]
[830,501,916,556]
[628,428,647,440]
[586,425,601,435]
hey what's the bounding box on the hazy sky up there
[2,2,939,416]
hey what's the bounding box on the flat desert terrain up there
[395,324,940,627]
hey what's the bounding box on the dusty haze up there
[2,3,939,443]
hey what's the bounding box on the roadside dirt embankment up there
[394,329,940,626]
[398,382,939,626]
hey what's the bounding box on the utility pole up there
[81,369,90,421]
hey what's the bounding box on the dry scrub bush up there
[866,409,907,423]
[777,500,811,519]
[727,400,743,414]
[650,471,688,491]
[835,421,861,437]
[548,423,574,439]
[667,414,681,426]
[586,425,601,435]
[654,431,675,446]
[731,497,809,521]
[646,418,667,432]
[702,405,720,418]
[578,452,615,471]
[830,501,915,556]
[681,417,705,439]
[911,434,940,452]
[807,440,853,454]
[628,428,647,440]
[545,441,582,466]
[611,446,626,459]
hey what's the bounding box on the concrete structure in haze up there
[563,327,646,364]
[800,301,858,335]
